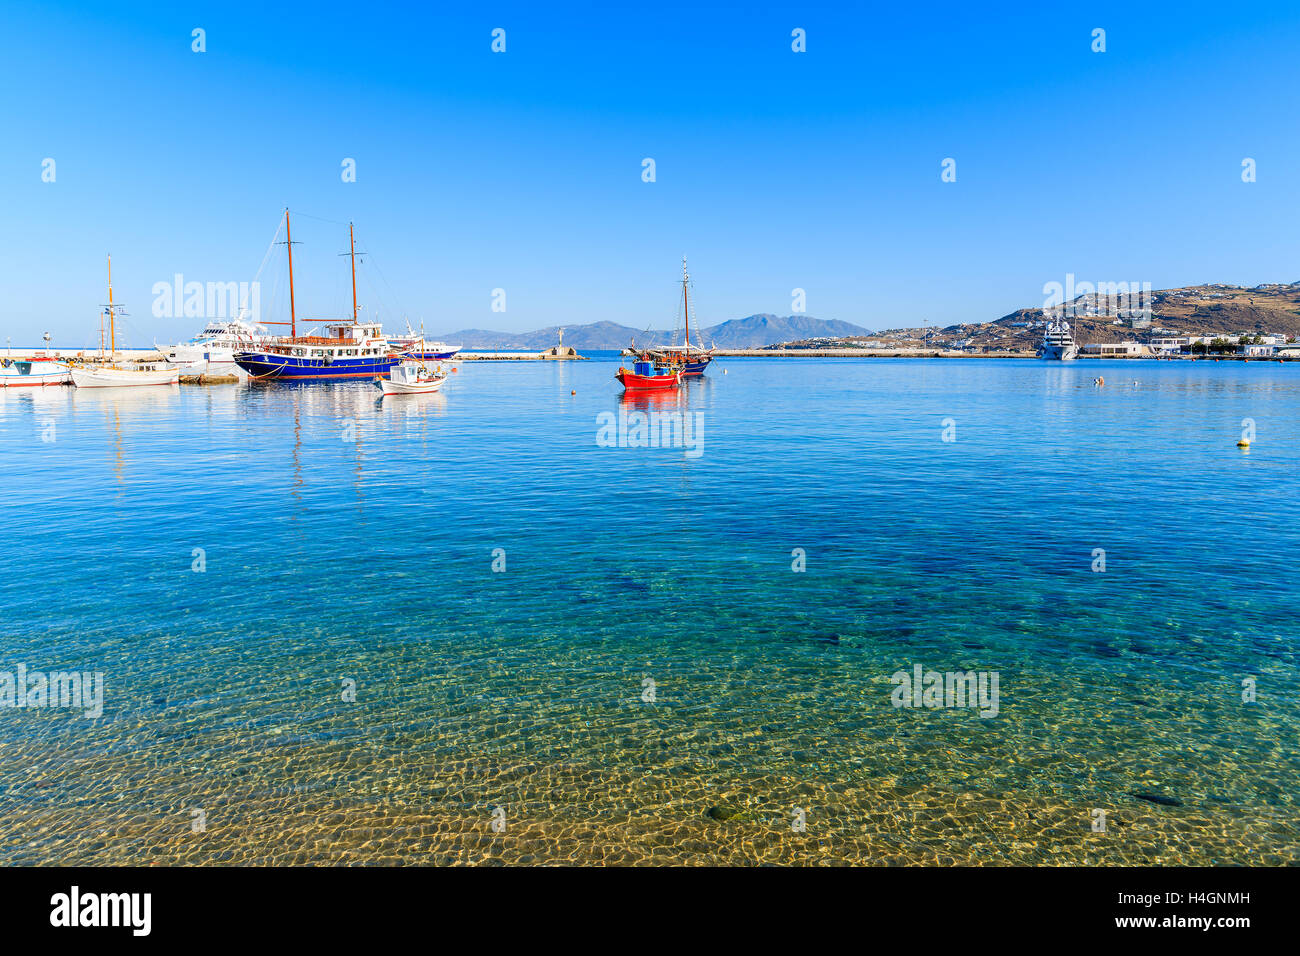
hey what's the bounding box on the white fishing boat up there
[374,361,447,395]
[71,256,180,388]
[0,356,71,387]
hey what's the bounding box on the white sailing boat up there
[70,256,180,388]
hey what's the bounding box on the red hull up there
[617,367,681,390]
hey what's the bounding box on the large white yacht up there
[387,322,460,360]
[1039,316,1079,361]
[159,313,273,375]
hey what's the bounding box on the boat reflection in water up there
[609,377,705,459]
[617,383,690,413]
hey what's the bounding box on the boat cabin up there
[261,321,392,359]
[389,362,434,385]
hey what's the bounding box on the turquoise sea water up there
[2,355,1298,864]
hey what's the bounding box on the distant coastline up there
[429,281,1300,354]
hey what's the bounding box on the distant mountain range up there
[434,314,874,350]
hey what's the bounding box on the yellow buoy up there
[1237,439,1250,448]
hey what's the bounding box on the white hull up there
[159,316,274,373]
[71,365,180,388]
[387,331,461,360]
[171,357,248,378]
[1039,318,1079,361]
[166,346,245,370]
[0,362,71,387]
[378,377,445,395]
[1039,344,1079,361]
[377,360,447,395]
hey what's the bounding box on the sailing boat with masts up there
[70,257,180,387]
[233,211,403,381]
[642,258,715,378]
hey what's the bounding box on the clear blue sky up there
[3,1,1299,348]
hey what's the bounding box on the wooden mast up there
[682,257,691,351]
[349,222,358,323]
[107,254,116,358]
[285,209,297,337]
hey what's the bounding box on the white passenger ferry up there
[159,314,273,375]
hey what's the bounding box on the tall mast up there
[285,208,297,337]
[349,222,358,323]
[107,254,116,357]
[682,257,691,350]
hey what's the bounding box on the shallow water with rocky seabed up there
[2,355,1297,864]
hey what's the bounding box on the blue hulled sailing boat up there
[234,211,404,382]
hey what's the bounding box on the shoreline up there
[712,349,1298,361]
[7,347,1295,365]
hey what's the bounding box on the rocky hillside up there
[779,282,1300,351]
[989,282,1300,348]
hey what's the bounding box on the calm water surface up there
[2,356,1297,864]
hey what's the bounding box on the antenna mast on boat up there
[682,256,691,350]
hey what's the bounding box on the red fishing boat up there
[617,359,681,390]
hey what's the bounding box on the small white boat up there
[375,361,446,395]
[71,363,179,388]
[0,356,71,387]
[71,255,180,388]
